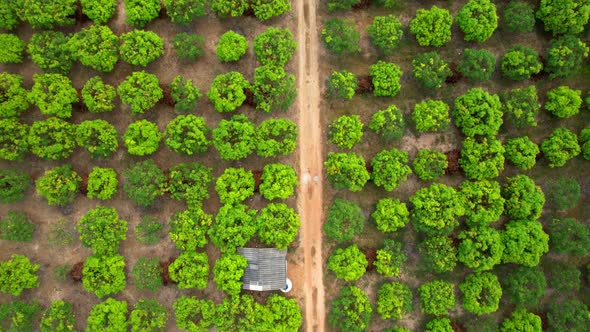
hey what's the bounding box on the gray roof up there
[237,248,287,291]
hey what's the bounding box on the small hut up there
[237,248,290,292]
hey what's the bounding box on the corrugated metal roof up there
[238,248,287,291]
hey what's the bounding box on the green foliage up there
[545,86,582,118]
[410,5,452,47]
[503,85,540,128]
[209,203,257,252]
[0,0,19,30]
[501,309,542,332]
[547,299,590,331]
[459,136,505,180]
[456,0,498,42]
[329,114,363,149]
[369,104,405,141]
[457,48,496,81]
[165,115,210,155]
[453,88,503,137]
[81,76,117,113]
[172,33,204,61]
[86,298,128,332]
[546,35,589,79]
[372,198,409,233]
[412,52,452,89]
[265,295,303,331]
[0,119,25,160]
[254,27,296,66]
[418,280,455,316]
[118,71,163,114]
[546,261,581,292]
[256,118,297,157]
[461,180,504,227]
[502,174,545,221]
[327,70,358,100]
[580,126,590,159]
[536,0,590,35]
[412,100,450,132]
[426,318,453,332]
[123,120,162,156]
[123,160,167,207]
[458,227,504,271]
[321,18,360,55]
[169,208,212,250]
[169,75,201,112]
[77,206,127,256]
[27,31,72,74]
[81,0,116,24]
[0,211,34,242]
[459,272,502,314]
[548,218,590,255]
[324,152,370,192]
[82,254,126,298]
[501,266,546,307]
[217,30,248,63]
[215,294,269,331]
[130,299,168,332]
[213,115,256,160]
[207,71,250,113]
[173,296,215,332]
[168,251,209,290]
[546,177,581,210]
[215,167,254,204]
[371,148,412,191]
[0,255,39,296]
[329,286,372,332]
[168,162,212,205]
[324,198,364,243]
[213,253,247,296]
[0,34,22,63]
[135,216,162,245]
[259,163,298,200]
[120,30,164,67]
[327,244,368,281]
[28,121,71,160]
[47,218,75,247]
[35,165,81,206]
[370,61,403,97]
[17,0,76,29]
[131,257,162,291]
[40,300,75,332]
[500,46,543,81]
[367,15,403,54]
[504,136,539,170]
[410,183,465,236]
[377,282,412,320]
[124,0,160,27]
[253,65,296,113]
[502,220,549,267]
[541,128,580,167]
[76,119,119,158]
[0,300,42,331]
[251,0,291,20]
[164,0,206,25]
[210,0,248,17]
[27,73,78,118]
[86,167,118,201]
[413,150,447,182]
[0,73,28,118]
[326,0,359,12]
[503,1,535,32]
[419,236,457,273]
[375,239,407,277]
[0,168,29,203]
[67,25,119,73]
[465,316,499,332]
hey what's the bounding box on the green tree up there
[210,0,248,17]
[259,163,298,200]
[410,5,452,47]
[67,24,119,73]
[0,0,19,30]
[413,150,447,182]
[503,1,536,33]
[460,272,502,315]
[0,211,34,242]
[501,309,542,332]
[547,261,581,291]
[0,168,29,204]
[169,208,212,250]
[375,239,407,277]
[326,0,359,12]
[453,88,503,137]
[327,244,368,281]
[500,46,543,81]
[577,126,590,158]
[86,298,128,332]
[377,282,412,320]
[536,0,590,35]
[215,167,254,204]
[367,15,403,54]
[371,148,412,191]
[0,119,28,161]
[209,203,257,252]
[215,295,269,331]
[172,33,204,61]
[86,168,118,201]
[207,71,250,113]
[503,85,540,128]
[329,114,363,149]
[541,127,580,167]
[123,0,160,27]
[545,176,581,210]
[168,162,213,205]
[81,0,116,24]
[0,254,39,296]
[77,206,127,256]
[0,300,42,331]
[547,299,590,331]
[372,198,409,233]
[502,220,549,267]
[169,75,201,112]
[217,30,248,63]
[257,203,300,249]
[265,295,303,331]
[27,118,73,158]
[27,31,72,74]
[426,318,453,332]
[324,198,364,243]
[327,70,358,100]
[548,218,590,255]
[35,165,81,206]
[76,119,119,158]
[17,0,76,29]
[412,52,452,89]
[135,216,163,245]
[324,152,370,192]
[461,180,504,227]
[256,118,298,157]
[369,104,405,141]
[253,65,296,113]
[81,76,117,113]
[410,183,465,235]
[123,120,162,156]
[457,48,496,81]
[501,266,546,307]
[459,136,505,180]
[329,286,372,332]
[82,254,126,298]
[545,86,582,118]
[163,0,206,25]
[502,174,545,221]
[251,0,291,21]
[40,300,75,332]
[168,251,209,290]
[27,73,78,118]
[412,100,450,132]
[212,115,256,160]
[456,0,498,42]
[119,30,164,67]
[173,296,215,332]
[458,227,504,271]
[129,299,168,332]
[419,236,457,273]
[0,73,28,118]
[253,27,296,66]
[118,71,163,114]
[165,115,210,155]
[321,18,360,55]
[504,136,539,170]
[213,253,247,296]
[122,160,167,207]
[131,257,162,291]
[418,280,455,316]
[546,35,589,79]
[370,61,403,97]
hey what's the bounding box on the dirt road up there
[296,0,325,331]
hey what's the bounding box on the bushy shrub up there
[164,0,206,25]
[453,88,503,137]
[457,48,496,81]
[257,203,300,249]
[419,236,457,273]
[326,70,357,100]
[168,251,209,289]
[329,114,363,149]
[501,266,546,307]
[418,280,455,316]
[87,167,118,200]
[207,71,250,113]
[503,1,535,33]
[459,272,502,314]
[120,30,164,67]
[328,244,367,281]
[546,35,589,79]
[536,0,590,35]
[326,0,359,12]
[502,220,549,266]
[123,160,167,206]
[545,261,581,292]
[0,119,28,162]
[324,198,364,242]
[0,73,28,118]
[27,31,72,74]
[459,136,505,180]
[123,120,162,156]
[17,0,76,29]
[0,168,29,203]
[81,0,116,24]
[28,117,76,160]
[259,163,298,200]
[210,0,248,17]
[545,86,582,118]
[130,299,168,332]
[212,114,257,160]
[369,104,405,141]
[500,46,543,81]
[0,211,34,242]
[541,128,580,167]
[375,239,407,277]
[412,52,452,89]
[547,299,590,331]
[410,183,464,235]
[0,0,19,30]
[371,148,412,191]
[545,177,581,210]
[81,76,117,113]
[426,318,453,332]
[377,282,412,320]
[124,0,160,27]
[208,203,257,252]
[321,18,360,55]
[458,227,504,271]
[76,119,119,158]
[0,33,24,63]
[215,167,254,204]
[82,254,126,297]
[372,198,409,233]
[169,75,201,112]
[410,5,452,47]
[256,118,297,157]
[165,115,210,156]
[367,15,403,54]
[548,218,590,255]
[0,254,39,296]
[251,0,291,21]
[173,296,215,332]
[581,125,590,159]
[253,27,296,66]
[324,152,370,192]
[253,65,296,113]
[173,33,204,61]
[460,180,504,227]
[329,286,372,332]
[0,300,42,331]
[502,85,540,128]
[501,309,542,332]
[213,253,247,296]
[168,162,212,205]
[412,100,450,132]
[456,0,498,42]
[77,206,127,256]
[217,30,248,62]
[370,61,403,97]
[265,295,303,331]
[118,71,163,114]
[40,300,75,332]
[131,257,162,291]
[86,298,128,331]
[502,174,545,221]
[413,150,447,181]
[135,216,163,245]
[36,165,81,206]
[68,25,119,73]
[169,208,212,250]
[27,73,79,118]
